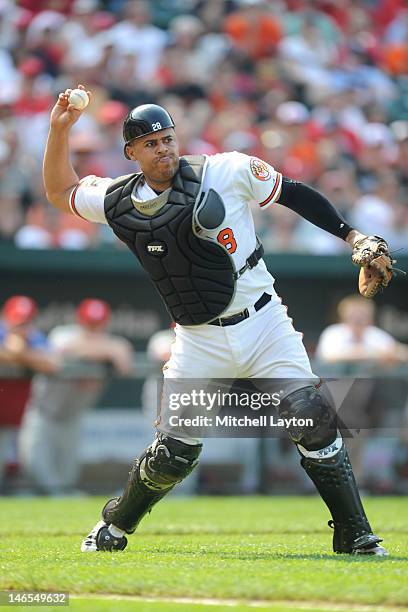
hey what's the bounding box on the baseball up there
[68,89,89,110]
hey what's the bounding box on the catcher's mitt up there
[351,235,394,299]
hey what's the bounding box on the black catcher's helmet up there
[123,104,175,159]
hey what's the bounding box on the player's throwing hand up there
[50,84,91,130]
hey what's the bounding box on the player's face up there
[126,128,179,189]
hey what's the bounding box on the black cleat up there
[328,520,388,556]
[80,520,127,552]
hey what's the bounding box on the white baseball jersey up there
[70,151,283,318]
[316,324,396,361]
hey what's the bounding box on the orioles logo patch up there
[250,157,271,181]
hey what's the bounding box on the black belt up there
[209,292,272,327]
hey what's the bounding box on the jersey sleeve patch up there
[250,157,271,181]
[259,172,282,208]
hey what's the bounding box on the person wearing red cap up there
[18,298,133,495]
[0,295,56,373]
[76,298,111,327]
[0,296,57,492]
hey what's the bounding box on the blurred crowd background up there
[1,0,408,498]
[0,0,407,252]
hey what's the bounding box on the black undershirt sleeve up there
[277,177,353,241]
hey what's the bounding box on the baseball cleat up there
[328,520,388,556]
[353,542,388,556]
[80,520,127,552]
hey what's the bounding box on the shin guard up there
[300,441,382,553]
[102,434,202,534]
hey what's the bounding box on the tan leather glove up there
[351,235,393,298]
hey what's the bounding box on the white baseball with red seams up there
[69,151,317,443]
[68,89,89,110]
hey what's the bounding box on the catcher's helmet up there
[123,104,175,159]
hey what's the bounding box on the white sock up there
[108,524,126,538]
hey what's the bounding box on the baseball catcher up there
[43,86,394,557]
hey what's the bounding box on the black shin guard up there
[279,386,381,553]
[301,444,381,552]
[102,434,202,534]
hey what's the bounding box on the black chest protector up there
[104,155,236,326]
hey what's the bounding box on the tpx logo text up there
[146,241,167,256]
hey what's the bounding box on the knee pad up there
[139,434,202,492]
[278,386,338,452]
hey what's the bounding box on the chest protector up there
[104,155,235,326]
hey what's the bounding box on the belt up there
[209,292,272,327]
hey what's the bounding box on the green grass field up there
[1,496,407,612]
